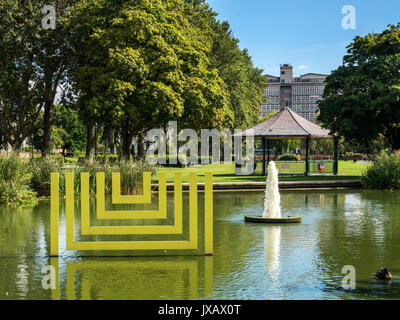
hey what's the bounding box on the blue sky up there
[207,0,400,76]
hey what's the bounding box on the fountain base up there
[244,216,302,223]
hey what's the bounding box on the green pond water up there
[1,189,400,300]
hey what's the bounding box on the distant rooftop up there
[265,64,328,83]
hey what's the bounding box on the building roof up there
[265,74,280,79]
[236,108,331,139]
[300,73,328,77]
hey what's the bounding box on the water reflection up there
[15,253,29,299]
[2,190,400,299]
[264,226,281,274]
[49,256,213,300]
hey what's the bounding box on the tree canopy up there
[318,24,400,150]
[0,0,267,158]
[67,0,233,158]
[183,0,267,128]
[0,0,75,153]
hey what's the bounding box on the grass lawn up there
[155,161,371,183]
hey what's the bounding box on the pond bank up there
[154,179,362,191]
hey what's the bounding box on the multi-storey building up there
[259,64,327,121]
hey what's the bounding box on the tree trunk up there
[85,124,96,162]
[386,126,400,151]
[137,133,145,159]
[42,103,53,157]
[122,126,133,160]
[12,140,23,153]
[41,68,60,157]
[109,128,115,154]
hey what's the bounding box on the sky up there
[207,0,400,76]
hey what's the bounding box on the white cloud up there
[298,65,310,71]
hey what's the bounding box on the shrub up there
[63,157,78,165]
[95,154,119,164]
[29,157,64,197]
[0,154,37,206]
[361,151,400,190]
[28,156,156,197]
[116,159,157,195]
[0,154,157,205]
[72,158,156,196]
[278,154,300,161]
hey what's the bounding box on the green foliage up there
[78,154,119,165]
[0,1,76,151]
[115,159,156,195]
[52,104,87,153]
[184,0,267,128]
[30,105,87,154]
[318,24,400,150]
[63,157,79,165]
[208,20,267,128]
[93,154,119,164]
[27,156,156,197]
[29,157,64,197]
[67,0,232,158]
[72,158,156,196]
[0,154,37,206]
[308,139,333,155]
[278,154,300,161]
[1,0,268,160]
[361,151,400,190]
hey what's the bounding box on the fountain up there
[245,161,302,223]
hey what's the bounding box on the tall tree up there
[0,0,75,154]
[318,24,400,150]
[184,0,267,129]
[209,21,267,128]
[53,104,86,155]
[67,0,232,159]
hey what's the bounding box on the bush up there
[278,154,300,161]
[72,158,156,196]
[0,154,37,206]
[95,154,119,164]
[0,154,156,204]
[63,157,78,165]
[147,154,215,167]
[116,159,156,195]
[78,154,119,165]
[27,156,156,197]
[29,157,64,197]
[361,151,400,190]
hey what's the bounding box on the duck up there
[375,268,392,280]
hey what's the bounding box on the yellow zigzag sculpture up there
[50,172,213,256]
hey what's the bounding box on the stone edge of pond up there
[151,180,362,191]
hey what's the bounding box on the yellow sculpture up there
[50,172,213,256]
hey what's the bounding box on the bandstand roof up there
[236,108,331,139]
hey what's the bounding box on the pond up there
[1,189,400,300]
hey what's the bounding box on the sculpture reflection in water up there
[48,257,213,300]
